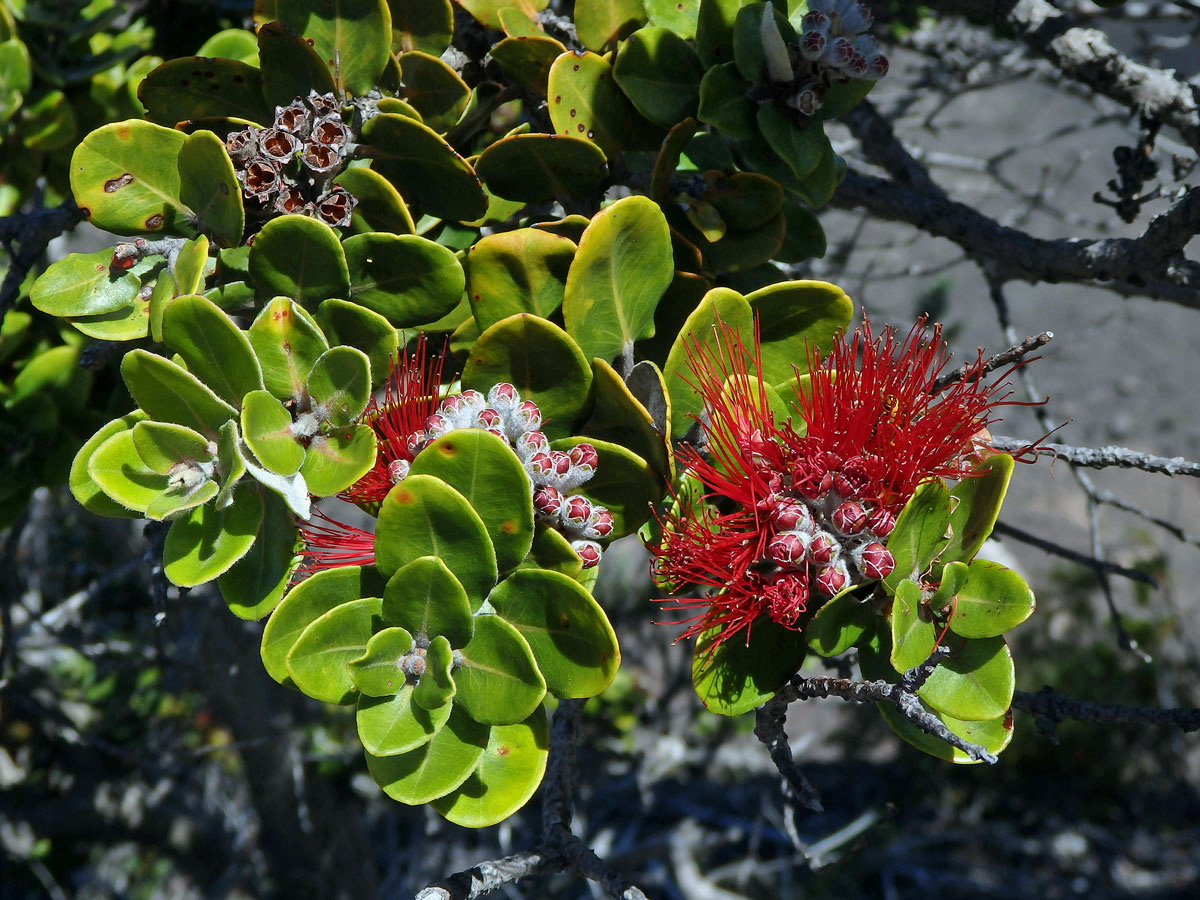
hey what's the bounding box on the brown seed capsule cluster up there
[225,90,358,236]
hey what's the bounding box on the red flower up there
[652,315,1029,652]
[296,506,376,575]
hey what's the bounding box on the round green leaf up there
[918,636,1016,722]
[300,423,377,496]
[70,120,191,237]
[315,299,399,388]
[362,113,488,221]
[563,195,674,364]
[943,454,1015,566]
[356,683,452,756]
[432,706,549,828]
[453,615,546,725]
[138,57,270,126]
[366,705,488,804]
[945,560,1036,640]
[334,166,416,235]
[522,525,584,579]
[349,625,416,697]
[196,28,260,63]
[31,249,142,317]
[121,349,237,437]
[132,420,213,475]
[163,294,264,406]
[0,39,31,123]
[382,556,474,647]
[490,34,563,92]
[178,129,244,247]
[374,475,499,603]
[414,635,457,711]
[242,390,305,474]
[343,232,464,326]
[695,0,743,68]
[409,430,535,575]
[249,215,350,306]
[163,487,265,587]
[644,0,699,37]
[71,412,149,518]
[884,480,954,591]
[547,50,634,159]
[475,134,608,203]
[248,297,330,402]
[218,492,300,620]
[575,0,645,51]
[286,595,384,703]
[745,279,853,387]
[613,27,703,127]
[461,313,593,441]
[878,700,1014,765]
[277,0,392,97]
[261,565,386,684]
[396,50,469,132]
[732,3,794,84]
[549,436,661,537]
[150,236,209,343]
[890,577,936,672]
[582,357,671,479]
[806,587,876,658]
[697,62,755,137]
[488,568,619,699]
[306,345,372,425]
[756,104,828,181]
[391,0,454,54]
[692,613,808,716]
[464,228,575,331]
[86,429,163,514]
[256,20,338,108]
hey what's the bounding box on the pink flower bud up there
[487,382,520,411]
[561,495,593,529]
[527,451,554,480]
[802,11,830,32]
[516,430,548,460]
[424,413,451,439]
[533,484,563,517]
[507,400,541,437]
[800,30,827,61]
[865,52,888,79]
[840,2,874,34]
[459,389,485,409]
[568,443,598,469]
[572,540,602,569]
[832,501,869,535]
[821,36,855,69]
[405,431,427,458]
[856,542,894,580]
[768,531,809,568]
[866,507,896,537]
[814,563,850,597]
[474,407,503,431]
[548,450,572,478]
[387,459,410,484]
[844,52,869,78]
[583,506,614,540]
[770,499,813,532]
[809,531,840,565]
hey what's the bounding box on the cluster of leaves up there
[20,0,1040,825]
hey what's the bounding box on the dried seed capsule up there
[274,101,311,137]
[225,127,259,162]
[311,115,350,148]
[307,90,340,116]
[302,141,341,175]
[259,127,301,164]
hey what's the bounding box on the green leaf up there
[362,113,488,222]
[409,430,535,575]
[943,454,1015,566]
[163,487,265,587]
[488,568,620,698]
[315,299,399,387]
[374,475,499,603]
[366,705,487,804]
[248,215,350,305]
[163,294,264,406]
[248,297,330,402]
[299,424,377,495]
[138,57,270,126]
[432,706,549,827]
[218,492,300,620]
[746,279,852,386]
[132,420,213,475]
[661,286,753,438]
[349,625,416,697]
[575,0,646,51]
[0,39,31,124]
[490,34,563,93]
[382,556,474,648]
[277,0,393,97]
[457,0,548,28]
[884,480,953,591]
[196,28,261,63]
[876,698,1014,765]
[692,614,808,716]
[776,199,827,263]
[645,0,700,38]
[789,138,845,209]
[71,412,149,518]
[732,2,793,83]
[177,129,244,247]
[461,313,593,441]
[697,62,755,137]
[464,228,575,331]
[306,345,372,425]
[546,50,634,159]
[890,577,936,672]
[216,420,247,509]
[70,120,191,236]
[261,566,385,684]
[148,477,220,521]
[150,236,210,343]
[806,587,875,658]
[357,683,452,756]
[613,27,704,128]
[334,166,415,235]
[695,0,744,67]
[242,390,305,474]
[343,232,464,326]
[396,50,469,132]
[522,525,585,578]
[943,560,1036,640]
[918,636,1015,722]
[475,134,607,204]
[562,195,673,363]
[31,249,142,317]
[756,105,827,180]
[121,349,237,437]
[581,357,672,480]
[453,614,546,725]
[287,595,384,703]
[256,20,338,108]
[391,0,454,54]
[414,635,457,710]
[86,429,163,514]
[550,436,661,537]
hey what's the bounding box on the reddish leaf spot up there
[116,124,131,139]
[145,214,164,229]
[496,745,510,756]
[104,173,134,193]
[79,206,91,216]
[394,489,414,503]
[501,520,517,534]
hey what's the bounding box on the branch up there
[831,172,1200,302]
[924,0,1200,151]
[0,199,87,315]
[991,520,1159,586]
[989,437,1200,477]
[933,331,1054,393]
[753,694,824,821]
[840,100,946,198]
[1013,687,1200,739]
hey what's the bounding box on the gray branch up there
[933,331,1054,393]
[0,199,86,315]
[989,437,1200,477]
[992,520,1160,586]
[753,695,825,819]
[1014,687,1200,739]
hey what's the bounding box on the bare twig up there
[1014,687,1200,739]
[989,437,1200,477]
[933,331,1054,393]
[753,694,824,826]
[991,521,1158,586]
[0,199,87,315]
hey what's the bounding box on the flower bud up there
[474,407,503,431]
[840,2,874,34]
[802,11,830,32]
[768,530,809,568]
[259,127,301,164]
[583,506,614,540]
[844,51,869,78]
[561,494,593,530]
[527,451,554,480]
[424,412,451,440]
[856,541,895,580]
[764,571,808,626]
[832,500,869,535]
[547,450,573,480]
[833,456,872,499]
[516,430,549,461]
[572,540,603,569]
[799,30,827,61]
[864,52,888,80]
[568,442,599,469]
[533,484,564,518]
[820,36,855,69]
[808,530,840,565]
[405,431,427,458]
[505,399,541,439]
[388,459,410,484]
[770,498,813,532]
[814,562,850,597]
[866,507,896,538]
[487,382,520,412]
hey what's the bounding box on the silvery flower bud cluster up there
[390,382,613,570]
[225,90,358,236]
